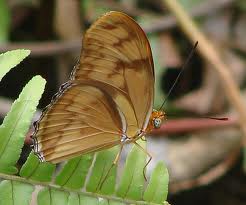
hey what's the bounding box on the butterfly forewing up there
[72,12,154,136]
[33,11,155,163]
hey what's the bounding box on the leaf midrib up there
[0,172,162,205]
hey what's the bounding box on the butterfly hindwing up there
[33,83,124,162]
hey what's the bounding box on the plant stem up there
[162,0,246,148]
[0,173,163,205]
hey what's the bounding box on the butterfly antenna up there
[159,41,198,111]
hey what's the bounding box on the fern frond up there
[0,50,170,205]
[0,75,45,174]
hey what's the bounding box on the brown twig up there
[152,117,237,135]
[0,39,81,56]
[0,0,234,57]
[143,0,235,33]
[97,0,234,33]
[98,0,234,28]
[163,0,246,149]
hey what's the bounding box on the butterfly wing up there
[33,82,126,163]
[32,11,154,163]
[72,11,154,137]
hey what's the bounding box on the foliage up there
[0,50,170,204]
[0,50,30,81]
[0,0,10,42]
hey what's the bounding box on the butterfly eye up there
[153,118,162,129]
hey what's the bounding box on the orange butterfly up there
[32,11,165,164]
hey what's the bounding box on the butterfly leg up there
[133,141,152,181]
[140,135,147,142]
[97,144,124,190]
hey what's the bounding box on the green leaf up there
[0,49,30,81]
[143,162,169,203]
[0,75,46,174]
[106,201,125,205]
[0,153,170,205]
[117,140,147,200]
[98,199,109,205]
[67,193,80,205]
[0,0,10,42]
[37,188,69,205]
[86,146,119,195]
[80,195,99,204]
[20,152,55,182]
[98,199,126,205]
[55,154,93,189]
[0,180,34,205]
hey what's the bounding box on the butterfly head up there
[148,110,165,131]
[153,117,162,128]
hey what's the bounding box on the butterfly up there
[32,11,165,164]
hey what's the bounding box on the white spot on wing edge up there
[32,136,45,162]
[34,150,45,162]
[116,105,129,142]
